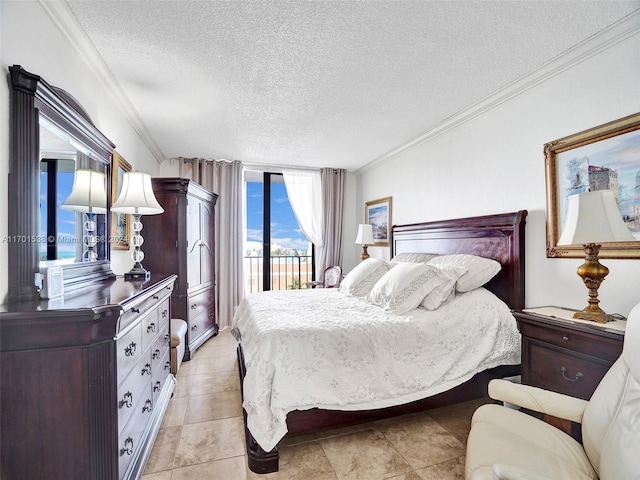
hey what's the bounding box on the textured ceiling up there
[64,0,640,171]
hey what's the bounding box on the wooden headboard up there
[391,210,527,310]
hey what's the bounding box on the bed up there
[233,210,527,473]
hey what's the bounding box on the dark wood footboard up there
[237,342,519,474]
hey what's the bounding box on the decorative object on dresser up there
[354,223,374,260]
[0,274,177,480]
[513,306,624,440]
[557,190,635,323]
[61,169,108,262]
[111,172,165,281]
[140,177,219,361]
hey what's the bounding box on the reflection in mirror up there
[38,119,109,267]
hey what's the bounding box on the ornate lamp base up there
[360,245,370,261]
[575,243,613,323]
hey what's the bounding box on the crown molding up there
[39,0,166,164]
[356,10,640,175]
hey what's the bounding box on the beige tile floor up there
[142,329,490,480]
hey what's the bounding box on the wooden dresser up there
[0,274,177,480]
[142,178,219,360]
[514,307,625,400]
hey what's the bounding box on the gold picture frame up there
[365,196,392,246]
[110,151,132,250]
[545,112,640,258]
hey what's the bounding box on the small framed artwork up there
[110,151,132,250]
[365,196,392,246]
[545,112,640,259]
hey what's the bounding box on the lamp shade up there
[111,171,164,215]
[60,169,107,214]
[355,224,375,245]
[558,190,635,245]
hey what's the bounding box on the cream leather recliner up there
[465,302,640,480]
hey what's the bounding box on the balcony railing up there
[244,255,314,293]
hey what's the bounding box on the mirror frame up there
[7,65,116,302]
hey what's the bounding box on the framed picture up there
[110,151,132,250]
[365,196,392,246]
[545,112,640,258]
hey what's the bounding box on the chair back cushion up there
[581,302,640,479]
[323,265,342,288]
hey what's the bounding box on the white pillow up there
[339,258,390,297]
[420,265,467,310]
[390,252,439,264]
[427,254,501,292]
[366,263,461,314]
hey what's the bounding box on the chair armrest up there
[488,379,588,424]
[492,464,554,480]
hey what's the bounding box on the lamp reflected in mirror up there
[558,189,635,323]
[111,172,164,280]
[61,169,107,262]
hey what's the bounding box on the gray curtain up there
[179,157,244,329]
[318,168,346,275]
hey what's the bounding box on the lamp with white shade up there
[111,171,164,280]
[557,189,635,323]
[61,169,107,262]
[355,224,375,260]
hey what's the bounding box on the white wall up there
[0,1,163,300]
[355,27,640,317]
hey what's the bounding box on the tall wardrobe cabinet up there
[143,178,219,360]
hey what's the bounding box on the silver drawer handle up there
[124,342,137,356]
[560,366,583,382]
[119,391,133,409]
[562,336,569,341]
[120,437,134,456]
[142,399,153,413]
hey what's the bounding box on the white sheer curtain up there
[282,169,324,248]
[179,157,244,329]
[318,168,345,274]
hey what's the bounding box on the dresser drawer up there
[518,316,623,363]
[117,353,151,431]
[188,305,215,343]
[118,386,154,480]
[116,322,144,376]
[527,341,611,400]
[157,298,170,330]
[187,288,215,318]
[152,350,171,404]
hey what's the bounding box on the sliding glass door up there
[244,171,314,292]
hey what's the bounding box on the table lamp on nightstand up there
[557,189,635,323]
[355,224,374,260]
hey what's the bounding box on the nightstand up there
[512,307,625,440]
[513,307,625,400]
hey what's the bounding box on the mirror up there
[7,65,116,302]
[39,120,108,264]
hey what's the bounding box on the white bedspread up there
[232,287,521,451]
